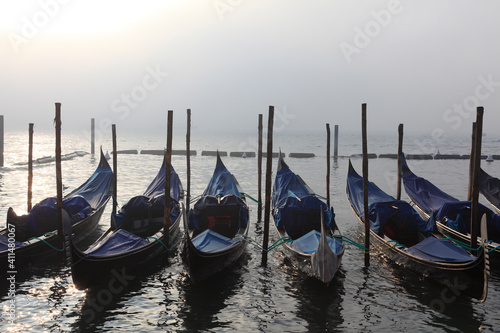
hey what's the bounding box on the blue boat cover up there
[345,161,394,217]
[401,154,500,242]
[407,237,475,262]
[272,157,335,239]
[188,154,248,231]
[118,158,182,228]
[347,161,475,263]
[289,230,343,255]
[479,168,500,210]
[84,229,149,257]
[202,154,240,197]
[7,150,113,241]
[401,153,458,215]
[191,229,239,253]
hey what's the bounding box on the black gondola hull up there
[69,212,182,290]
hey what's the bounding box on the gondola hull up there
[181,225,248,283]
[273,224,344,283]
[69,211,183,290]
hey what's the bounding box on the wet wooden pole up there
[261,106,274,266]
[468,122,477,201]
[0,115,4,167]
[334,124,339,160]
[91,118,95,155]
[186,109,191,212]
[164,110,173,248]
[27,123,34,212]
[396,123,404,200]
[326,123,331,207]
[258,114,263,221]
[112,124,117,216]
[362,103,370,267]
[470,107,484,251]
[55,103,64,251]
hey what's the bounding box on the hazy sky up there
[1,1,499,138]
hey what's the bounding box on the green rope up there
[27,232,65,252]
[240,192,262,205]
[442,237,483,252]
[332,234,406,252]
[147,234,174,251]
[234,234,292,252]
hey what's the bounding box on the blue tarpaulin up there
[191,229,239,253]
[84,229,149,257]
[188,154,248,232]
[0,234,25,251]
[401,153,500,242]
[401,153,458,215]
[289,230,343,255]
[272,157,335,239]
[407,237,475,262]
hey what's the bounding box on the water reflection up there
[175,255,246,331]
[286,267,346,331]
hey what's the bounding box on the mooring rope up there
[26,232,65,252]
[239,192,262,204]
[147,233,175,251]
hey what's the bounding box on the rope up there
[442,237,483,252]
[234,234,292,252]
[240,192,262,204]
[147,234,174,251]
[26,232,65,252]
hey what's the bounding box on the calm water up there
[1,129,500,332]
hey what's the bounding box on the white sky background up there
[1,0,499,138]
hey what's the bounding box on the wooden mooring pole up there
[396,124,403,200]
[186,109,191,212]
[334,124,339,160]
[164,110,173,248]
[91,118,95,155]
[55,103,64,251]
[468,122,477,201]
[28,123,34,212]
[326,123,331,208]
[470,107,484,251]
[0,115,4,167]
[112,124,117,216]
[261,107,274,266]
[258,114,263,221]
[362,103,370,267]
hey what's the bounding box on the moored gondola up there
[272,155,344,283]
[0,149,113,270]
[401,153,500,265]
[180,152,249,283]
[347,160,486,299]
[67,156,183,290]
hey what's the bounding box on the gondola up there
[67,156,183,290]
[272,155,344,283]
[180,152,249,283]
[0,149,113,269]
[346,160,486,297]
[479,168,500,215]
[401,153,500,263]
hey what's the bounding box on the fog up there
[1,0,499,138]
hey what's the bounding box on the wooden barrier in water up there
[202,151,227,157]
[112,149,138,154]
[230,152,256,157]
[140,149,196,156]
[289,152,315,158]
